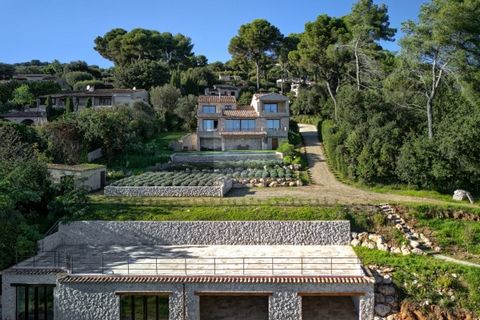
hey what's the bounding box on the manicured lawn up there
[355,247,480,315]
[83,196,380,232]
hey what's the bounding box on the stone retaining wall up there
[104,179,232,197]
[171,152,283,163]
[48,221,351,247]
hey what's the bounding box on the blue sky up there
[1,0,426,68]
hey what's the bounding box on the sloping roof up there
[254,93,289,101]
[47,163,106,172]
[198,95,237,104]
[42,89,147,98]
[223,106,258,118]
[59,275,373,284]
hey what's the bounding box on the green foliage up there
[0,63,15,80]
[228,19,283,90]
[149,84,181,129]
[64,71,94,87]
[237,91,253,105]
[65,97,74,113]
[12,84,35,107]
[114,60,169,89]
[175,95,197,131]
[278,141,295,157]
[355,247,480,314]
[94,28,195,69]
[73,80,105,91]
[85,97,92,109]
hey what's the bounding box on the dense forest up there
[1,0,479,269]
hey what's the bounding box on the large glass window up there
[15,285,54,320]
[120,295,169,320]
[267,119,280,130]
[263,103,278,113]
[201,105,216,113]
[202,119,218,131]
[225,119,256,131]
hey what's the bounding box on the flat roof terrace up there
[14,245,363,277]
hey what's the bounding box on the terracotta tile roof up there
[223,106,258,118]
[59,275,373,284]
[198,95,237,104]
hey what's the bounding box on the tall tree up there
[12,84,35,108]
[94,28,195,69]
[228,19,283,91]
[276,34,300,94]
[294,15,351,120]
[346,0,396,90]
[399,0,480,139]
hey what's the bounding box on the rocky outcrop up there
[452,189,474,204]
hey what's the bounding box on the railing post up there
[301,258,304,275]
[101,254,104,274]
[184,258,187,275]
[271,258,274,276]
[242,258,245,275]
[70,256,73,274]
[127,259,130,275]
[155,258,158,275]
[330,257,333,275]
[213,258,216,275]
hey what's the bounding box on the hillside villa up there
[196,93,290,151]
[37,87,148,111]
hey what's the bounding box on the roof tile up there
[198,95,237,104]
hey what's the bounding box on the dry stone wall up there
[49,220,351,247]
[104,182,231,197]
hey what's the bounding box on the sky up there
[1,0,427,68]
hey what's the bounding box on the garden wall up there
[171,151,283,163]
[104,178,232,197]
[46,220,351,247]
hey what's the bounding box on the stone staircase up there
[379,204,439,254]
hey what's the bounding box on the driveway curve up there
[229,124,445,205]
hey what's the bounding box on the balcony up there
[197,112,222,118]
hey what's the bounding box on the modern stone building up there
[2,220,374,320]
[196,93,290,151]
[37,87,149,111]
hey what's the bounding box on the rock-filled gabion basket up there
[105,172,232,197]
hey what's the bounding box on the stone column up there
[269,291,302,320]
[358,287,375,320]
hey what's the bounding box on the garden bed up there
[165,160,304,188]
[104,172,232,197]
[171,151,283,163]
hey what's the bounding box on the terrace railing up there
[14,253,362,276]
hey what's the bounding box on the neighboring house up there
[37,87,148,110]
[1,220,374,320]
[218,74,242,82]
[47,163,106,191]
[13,74,56,82]
[196,93,290,151]
[204,84,241,98]
[0,110,47,125]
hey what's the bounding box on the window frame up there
[13,284,55,320]
[201,105,217,114]
[266,119,281,130]
[202,119,218,131]
[118,293,170,320]
[263,103,278,113]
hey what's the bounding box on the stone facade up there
[39,221,351,248]
[104,181,232,198]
